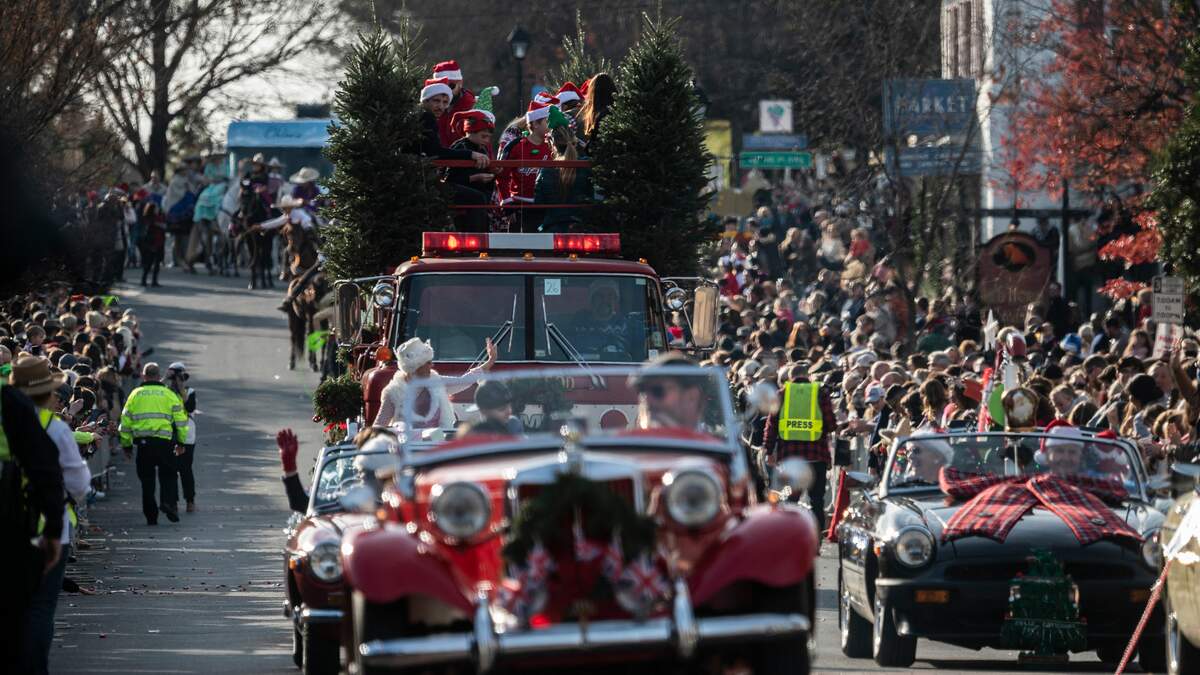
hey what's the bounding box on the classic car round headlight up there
[892,527,935,568]
[1142,530,1163,568]
[664,470,722,527]
[431,482,491,539]
[308,541,342,583]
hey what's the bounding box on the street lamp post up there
[507,26,531,115]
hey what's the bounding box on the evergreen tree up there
[320,26,448,280]
[1148,33,1200,321]
[548,11,613,90]
[589,14,713,275]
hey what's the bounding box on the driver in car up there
[1038,425,1089,477]
[905,433,953,484]
[632,353,705,431]
[570,281,629,356]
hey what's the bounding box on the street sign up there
[739,151,812,169]
[743,134,808,150]
[1152,275,1185,325]
[883,79,976,136]
[758,100,793,133]
[884,145,981,176]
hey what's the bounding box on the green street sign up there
[739,151,812,169]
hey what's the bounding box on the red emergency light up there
[421,232,621,257]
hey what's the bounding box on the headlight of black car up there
[890,526,936,568]
[308,541,342,583]
[1141,529,1163,568]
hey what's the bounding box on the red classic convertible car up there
[338,364,820,674]
[283,442,395,675]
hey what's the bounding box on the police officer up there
[762,366,835,532]
[0,364,66,668]
[119,363,187,524]
[165,362,198,512]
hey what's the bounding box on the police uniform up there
[119,379,187,523]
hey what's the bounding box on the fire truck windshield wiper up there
[546,322,604,388]
[469,294,517,370]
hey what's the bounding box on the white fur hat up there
[397,337,435,374]
[908,432,953,464]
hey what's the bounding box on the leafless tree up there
[93,0,337,178]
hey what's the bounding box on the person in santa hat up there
[414,77,490,229]
[554,81,584,116]
[432,60,477,147]
[446,110,498,231]
[374,337,497,429]
[496,98,556,232]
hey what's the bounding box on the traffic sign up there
[1153,275,1185,325]
[743,134,808,150]
[739,151,812,169]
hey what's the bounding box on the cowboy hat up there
[289,167,320,184]
[9,355,68,397]
[252,153,265,164]
[279,195,304,210]
[268,157,283,168]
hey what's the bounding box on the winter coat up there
[533,164,593,231]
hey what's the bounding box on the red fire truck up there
[333,231,718,429]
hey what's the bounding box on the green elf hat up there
[473,86,499,124]
[547,105,571,130]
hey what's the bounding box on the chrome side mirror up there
[690,285,719,349]
[371,281,396,308]
[334,281,363,348]
[665,286,688,311]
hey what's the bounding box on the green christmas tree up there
[1001,549,1087,657]
[588,14,714,276]
[1148,33,1200,325]
[548,10,613,91]
[320,26,448,280]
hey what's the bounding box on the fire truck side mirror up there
[691,285,719,349]
[334,282,363,348]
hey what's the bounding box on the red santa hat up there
[579,78,591,98]
[525,99,557,123]
[533,90,561,105]
[421,77,453,102]
[432,60,463,81]
[451,110,494,133]
[555,82,582,104]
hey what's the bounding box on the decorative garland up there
[1001,548,1087,657]
[503,473,656,568]
[312,372,362,426]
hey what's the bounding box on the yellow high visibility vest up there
[780,382,823,442]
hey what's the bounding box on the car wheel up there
[751,582,811,675]
[301,623,340,675]
[351,591,413,675]
[291,624,303,669]
[872,593,916,667]
[1167,592,1200,675]
[838,570,871,658]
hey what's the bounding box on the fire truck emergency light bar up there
[421,232,621,256]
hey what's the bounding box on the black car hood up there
[889,491,1158,560]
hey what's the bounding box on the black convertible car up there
[835,429,1166,669]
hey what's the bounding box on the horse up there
[283,262,327,371]
[235,182,274,289]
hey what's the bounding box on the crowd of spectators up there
[703,172,1200,528]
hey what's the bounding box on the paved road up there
[55,269,1145,674]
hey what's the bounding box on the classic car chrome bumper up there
[285,601,344,628]
[359,581,809,672]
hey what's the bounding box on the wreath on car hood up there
[503,473,656,567]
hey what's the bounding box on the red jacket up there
[496,136,550,203]
[437,89,476,147]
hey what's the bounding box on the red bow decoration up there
[939,468,1140,545]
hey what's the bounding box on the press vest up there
[780,382,824,442]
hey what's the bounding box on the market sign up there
[977,231,1052,327]
[1153,275,1185,325]
[883,79,976,137]
[739,151,812,169]
[743,134,808,150]
[884,145,981,177]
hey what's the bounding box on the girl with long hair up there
[533,108,593,232]
[577,73,616,150]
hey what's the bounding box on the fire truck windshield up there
[397,273,668,363]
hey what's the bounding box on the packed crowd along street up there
[5,2,1200,675]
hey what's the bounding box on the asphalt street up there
[55,269,1141,674]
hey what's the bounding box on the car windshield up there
[884,432,1144,498]
[397,273,666,363]
[398,365,738,454]
[311,451,383,510]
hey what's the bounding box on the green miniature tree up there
[320,26,448,280]
[1001,549,1087,657]
[588,14,714,276]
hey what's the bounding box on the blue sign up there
[226,119,334,149]
[883,79,976,137]
[884,145,981,177]
[743,134,808,150]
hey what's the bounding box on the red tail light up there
[552,233,620,254]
